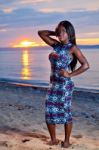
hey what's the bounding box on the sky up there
[0,0,99,47]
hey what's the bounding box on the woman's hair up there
[55,20,77,72]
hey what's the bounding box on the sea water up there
[0,46,99,90]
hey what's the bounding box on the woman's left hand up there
[59,69,70,77]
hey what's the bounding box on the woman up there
[38,20,90,148]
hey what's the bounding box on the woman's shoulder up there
[70,44,81,54]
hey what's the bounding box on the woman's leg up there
[47,123,56,141]
[62,122,72,148]
[46,123,59,145]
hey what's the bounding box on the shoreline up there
[0,78,99,93]
[0,79,99,105]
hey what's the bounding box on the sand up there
[0,81,99,150]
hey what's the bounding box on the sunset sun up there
[13,40,47,48]
[20,41,34,47]
[13,40,40,48]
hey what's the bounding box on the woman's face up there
[55,25,69,44]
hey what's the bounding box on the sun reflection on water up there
[21,49,32,80]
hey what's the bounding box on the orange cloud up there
[77,38,99,45]
[12,38,99,48]
[3,8,14,13]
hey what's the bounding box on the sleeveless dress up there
[45,42,75,124]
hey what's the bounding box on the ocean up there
[0,46,99,90]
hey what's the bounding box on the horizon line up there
[0,44,99,49]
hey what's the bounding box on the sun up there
[20,41,35,47]
[13,40,46,48]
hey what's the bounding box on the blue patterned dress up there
[45,42,75,124]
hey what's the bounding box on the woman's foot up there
[46,139,60,145]
[61,141,72,148]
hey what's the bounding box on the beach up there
[0,81,99,150]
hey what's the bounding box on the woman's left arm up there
[69,46,90,77]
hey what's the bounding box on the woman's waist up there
[50,70,70,77]
[50,71,72,83]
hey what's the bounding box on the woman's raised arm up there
[38,30,59,47]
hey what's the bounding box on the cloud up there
[0,0,99,46]
[0,0,99,30]
[0,0,50,9]
[0,7,99,31]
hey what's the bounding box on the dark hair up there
[55,20,77,72]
